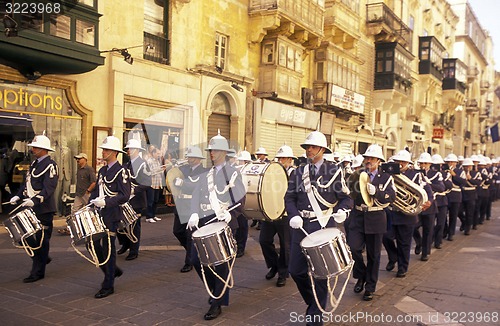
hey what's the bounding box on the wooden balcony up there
[249,0,324,48]
[366,2,412,52]
[323,0,361,49]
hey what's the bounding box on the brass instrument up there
[391,174,428,215]
[358,171,373,207]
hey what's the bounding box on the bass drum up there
[240,162,288,221]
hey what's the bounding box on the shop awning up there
[0,111,35,141]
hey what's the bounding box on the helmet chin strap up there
[307,148,324,164]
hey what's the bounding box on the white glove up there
[174,177,184,187]
[10,195,20,205]
[217,210,232,223]
[289,215,303,229]
[91,198,106,208]
[129,194,135,200]
[367,183,376,195]
[332,209,347,223]
[22,199,35,207]
[187,213,199,230]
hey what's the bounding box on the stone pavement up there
[0,203,499,326]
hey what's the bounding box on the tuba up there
[391,174,428,215]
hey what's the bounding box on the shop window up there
[215,32,228,70]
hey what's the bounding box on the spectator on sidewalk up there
[72,153,96,213]
[145,146,165,223]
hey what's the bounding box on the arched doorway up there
[207,92,231,139]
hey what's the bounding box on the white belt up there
[451,188,462,192]
[178,194,192,199]
[299,210,329,219]
[463,187,476,191]
[495,180,500,184]
[482,186,489,190]
[435,192,447,196]
[355,205,384,212]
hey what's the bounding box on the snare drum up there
[192,222,236,266]
[119,202,139,230]
[4,208,41,243]
[240,162,288,221]
[66,206,107,245]
[300,228,352,279]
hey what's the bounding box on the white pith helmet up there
[275,145,296,158]
[470,155,479,162]
[185,146,205,159]
[458,155,464,161]
[462,158,473,166]
[392,150,412,163]
[124,138,145,151]
[255,147,268,155]
[205,130,229,152]
[28,131,54,151]
[226,148,236,158]
[444,153,458,162]
[99,135,126,153]
[323,153,335,162]
[477,158,487,165]
[237,150,252,161]
[351,154,364,168]
[492,158,498,164]
[341,155,352,163]
[363,144,385,161]
[485,157,492,165]
[431,154,445,164]
[417,152,433,164]
[300,131,332,153]
[333,151,341,159]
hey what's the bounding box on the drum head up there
[259,163,288,220]
[166,167,184,197]
[192,221,227,238]
[301,227,343,249]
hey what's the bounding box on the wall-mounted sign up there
[432,128,444,139]
[261,99,319,129]
[328,84,365,114]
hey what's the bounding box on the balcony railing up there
[366,2,412,51]
[143,32,170,65]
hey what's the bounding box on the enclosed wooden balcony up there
[323,0,361,49]
[248,0,325,49]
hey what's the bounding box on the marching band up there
[4,129,500,324]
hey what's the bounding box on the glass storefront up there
[0,82,82,214]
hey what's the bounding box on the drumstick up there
[187,203,242,229]
[9,203,25,216]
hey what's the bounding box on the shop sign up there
[125,103,184,126]
[328,84,365,114]
[432,128,444,139]
[261,99,319,129]
[0,83,65,113]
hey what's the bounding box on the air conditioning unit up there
[302,88,314,110]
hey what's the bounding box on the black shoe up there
[414,244,422,255]
[421,255,429,261]
[434,244,442,249]
[464,231,470,235]
[472,225,478,230]
[236,251,244,258]
[363,291,373,301]
[23,275,44,283]
[115,268,123,278]
[460,225,464,231]
[265,267,278,280]
[386,261,395,271]
[204,305,221,320]
[354,279,365,293]
[250,220,257,227]
[180,264,193,273]
[396,271,406,278]
[94,288,114,299]
[276,277,286,287]
[125,254,138,261]
[117,247,128,255]
[47,257,52,264]
[447,236,454,241]
[208,297,213,305]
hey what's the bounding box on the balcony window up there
[144,0,169,65]
[76,20,95,46]
[443,60,455,79]
[20,12,43,32]
[215,33,228,70]
[262,43,274,64]
[50,14,71,40]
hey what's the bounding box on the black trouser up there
[25,213,53,278]
[446,202,460,238]
[462,200,475,234]
[433,205,447,247]
[117,213,141,256]
[413,213,434,256]
[383,223,414,274]
[234,214,248,254]
[91,220,118,290]
[173,212,192,266]
[259,218,290,278]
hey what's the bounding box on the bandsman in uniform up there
[383,150,431,278]
[347,144,395,301]
[476,157,491,226]
[286,131,352,324]
[443,154,467,241]
[89,136,131,298]
[10,133,59,283]
[460,158,481,235]
[187,132,246,320]
[412,152,443,261]
[117,139,150,261]
[258,145,295,287]
[234,150,252,257]
[172,146,207,273]
[430,154,452,250]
